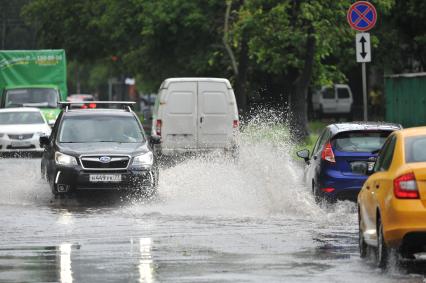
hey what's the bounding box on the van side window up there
[322,88,334,99]
[337,88,350,99]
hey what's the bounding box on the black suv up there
[40,102,160,196]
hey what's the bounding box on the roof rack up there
[58,101,136,112]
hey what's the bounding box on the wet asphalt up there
[1,148,426,282]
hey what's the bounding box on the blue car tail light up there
[321,142,336,163]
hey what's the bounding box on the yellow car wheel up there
[358,212,367,258]
[376,218,388,268]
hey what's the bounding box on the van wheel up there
[376,217,389,268]
[318,106,324,119]
[230,145,239,161]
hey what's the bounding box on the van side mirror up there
[149,135,161,145]
[39,136,50,147]
[296,149,310,163]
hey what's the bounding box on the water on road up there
[0,123,425,282]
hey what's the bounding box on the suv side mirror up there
[39,136,50,147]
[296,149,310,163]
[149,135,161,145]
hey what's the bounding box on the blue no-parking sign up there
[347,1,377,32]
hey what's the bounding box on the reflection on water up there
[59,243,73,283]
[57,209,74,225]
[139,238,154,283]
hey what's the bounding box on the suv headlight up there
[132,152,153,167]
[55,152,78,166]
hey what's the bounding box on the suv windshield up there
[5,88,59,108]
[59,115,145,143]
[332,131,391,152]
[0,111,45,125]
[405,135,426,163]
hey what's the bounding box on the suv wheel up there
[50,180,59,196]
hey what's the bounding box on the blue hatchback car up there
[297,122,402,202]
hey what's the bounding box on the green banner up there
[0,50,67,100]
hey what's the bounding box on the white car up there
[0,108,51,152]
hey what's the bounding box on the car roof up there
[0,107,42,113]
[395,126,426,138]
[160,77,232,89]
[327,122,402,136]
[63,108,135,117]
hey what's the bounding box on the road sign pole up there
[362,62,368,121]
[348,2,377,122]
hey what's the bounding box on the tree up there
[0,0,36,49]
[23,0,395,141]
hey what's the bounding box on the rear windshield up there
[332,131,392,153]
[59,115,145,143]
[0,111,45,125]
[405,135,426,163]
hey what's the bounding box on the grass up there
[241,120,326,158]
[294,120,327,153]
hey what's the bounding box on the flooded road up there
[0,130,425,282]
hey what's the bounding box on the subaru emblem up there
[99,156,111,163]
[19,135,23,140]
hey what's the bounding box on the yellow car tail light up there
[394,172,420,199]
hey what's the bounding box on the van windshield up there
[332,131,392,153]
[59,115,145,143]
[5,88,59,108]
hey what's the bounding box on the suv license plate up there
[89,174,122,183]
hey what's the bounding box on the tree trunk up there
[1,2,6,49]
[222,0,249,114]
[234,30,248,113]
[290,25,316,142]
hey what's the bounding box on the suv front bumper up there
[53,165,155,192]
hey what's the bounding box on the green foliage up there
[23,0,401,100]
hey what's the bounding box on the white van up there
[151,78,239,156]
[312,84,353,117]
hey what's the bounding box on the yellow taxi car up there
[358,127,426,267]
